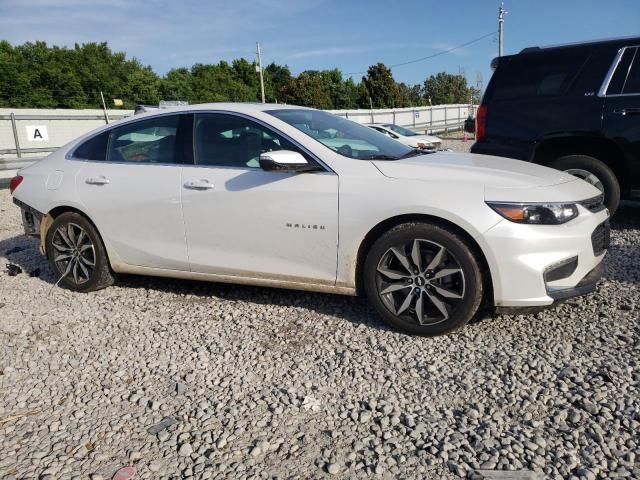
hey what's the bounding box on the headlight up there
[486,202,579,224]
[416,142,434,150]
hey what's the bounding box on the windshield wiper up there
[398,149,426,159]
[364,154,398,160]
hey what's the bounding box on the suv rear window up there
[490,50,589,101]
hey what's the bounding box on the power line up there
[346,31,497,76]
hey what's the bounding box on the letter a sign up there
[26,125,49,142]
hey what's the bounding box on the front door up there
[75,114,189,270]
[181,112,339,285]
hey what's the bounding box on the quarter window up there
[194,113,306,168]
[607,48,637,95]
[73,131,109,160]
[108,115,179,163]
[621,48,640,94]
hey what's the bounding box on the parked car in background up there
[10,104,609,336]
[366,123,442,151]
[472,36,640,214]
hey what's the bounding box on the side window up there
[108,115,180,163]
[73,131,109,160]
[622,48,640,94]
[607,48,636,95]
[194,113,305,168]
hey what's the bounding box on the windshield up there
[267,109,413,160]
[384,124,418,136]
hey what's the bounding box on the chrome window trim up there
[189,109,334,174]
[598,46,640,97]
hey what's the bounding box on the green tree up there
[281,70,333,109]
[264,63,292,103]
[362,63,398,108]
[160,67,194,102]
[423,72,473,105]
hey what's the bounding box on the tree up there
[281,70,333,109]
[362,63,398,108]
[160,68,194,102]
[423,72,473,105]
[264,63,292,103]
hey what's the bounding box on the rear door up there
[75,114,190,270]
[601,46,640,193]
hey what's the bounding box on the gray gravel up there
[1,180,639,480]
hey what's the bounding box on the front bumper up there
[477,206,610,308]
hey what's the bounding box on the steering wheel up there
[337,144,353,157]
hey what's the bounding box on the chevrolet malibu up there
[10,104,610,336]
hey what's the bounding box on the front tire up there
[363,222,483,336]
[551,155,620,215]
[45,212,115,292]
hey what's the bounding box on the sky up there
[1,0,639,89]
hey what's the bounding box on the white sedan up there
[366,123,442,150]
[10,104,610,336]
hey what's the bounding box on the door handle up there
[85,176,110,185]
[613,108,640,116]
[184,180,214,190]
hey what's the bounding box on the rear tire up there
[363,222,483,336]
[551,155,620,215]
[45,212,115,292]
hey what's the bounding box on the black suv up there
[472,36,640,214]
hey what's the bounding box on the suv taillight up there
[476,104,487,141]
[9,175,23,194]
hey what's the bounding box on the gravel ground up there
[1,163,639,480]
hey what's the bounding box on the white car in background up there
[367,123,442,150]
[10,104,609,336]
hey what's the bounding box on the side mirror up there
[259,150,317,172]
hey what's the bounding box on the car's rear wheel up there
[363,222,483,336]
[551,155,620,215]
[45,212,114,292]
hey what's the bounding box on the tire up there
[550,155,620,215]
[363,222,483,336]
[45,212,115,292]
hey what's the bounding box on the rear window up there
[489,50,589,101]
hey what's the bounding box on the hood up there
[372,151,576,189]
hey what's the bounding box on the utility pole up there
[256,42,266,104]
[498,2,506,57]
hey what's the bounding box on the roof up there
[113,102,311,124]
[517,35,640,55]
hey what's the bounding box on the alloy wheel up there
[51,222,96,285]
[375,239,465,326]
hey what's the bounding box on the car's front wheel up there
[363,222,484,336]
[45,212,114,292]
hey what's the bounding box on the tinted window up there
[622,48,640,94]
[194,113,305,168]
[491,50,589,101]
[607,48,636,95]
[108,115,179,163]
[73,131,108,160]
